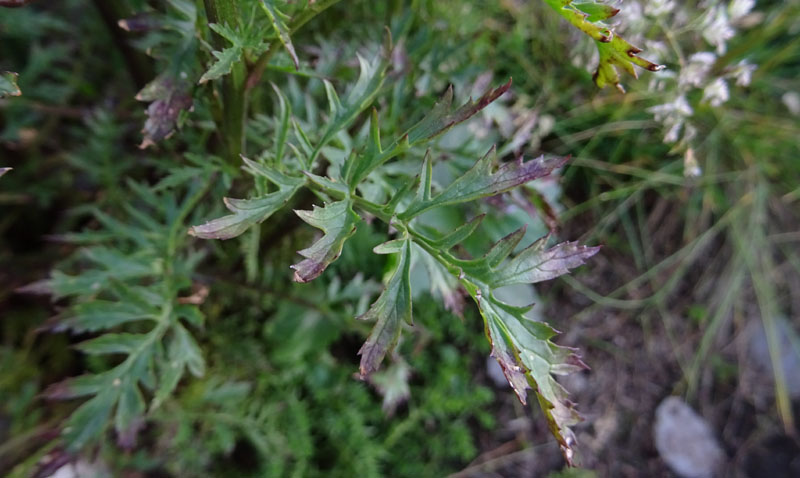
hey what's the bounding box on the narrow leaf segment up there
[399,148,567,219]
[440,229,599,464]
[357,238,413,376]
[260,0,299,69]
[343,79,512,188]
[189,157,304,239]
[291,200,361,283]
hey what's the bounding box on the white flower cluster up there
[613,0,759,151]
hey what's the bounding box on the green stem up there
[203,0,247,162]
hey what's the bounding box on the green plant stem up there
[203,0,247,162]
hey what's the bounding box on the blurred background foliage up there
[1,0,799,477]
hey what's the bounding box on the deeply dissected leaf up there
[152,321,204,410]
[308,52,390,165]
[190,189,298,240]
[572,1,619,22]
[543,0,664,91]
[490,239,601,288]
[199,46,243,84]
[399,149,567,219]
[64,389,117,452]
[189,158,304,240]
[39,185,210,452]
[0,71,21,98]
[405,78,512,145]
[429,214,485,251]
[344,80,512,188]
[260,0,299,69]
[76,333,150,356]
[594,35,664,91]
[419,223,599,464]
[342,109,409,189]
[357,238,413,376]
[115,381,146,449]
[478,292,586,465]
[291,200,361,283]
[57,300,158,333]
[172,322,205,377]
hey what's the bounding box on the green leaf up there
[373,239,406,255]
[64,389,117,452]
[408,219,600,465]
[429,214,485,251]
[490,240,601,288]
[344,80,512,188]
[59,301,157,333]
[115,382,146,448]
[433,229,599,465]
[0,71,21,98]
[357,238,413,376]
[291,200,361,283]
[477,292,586,465]
[76,333,149,356]
[572,1,619,22]
[399,149,567,219]
[40,184,210,452]
[190,158,304,240]
[309,52,389,165]
[304,171,349,195]
[43,374,109,400]
[172,322,205,377]
[189,188,297,240]
[405,79,512,145]
[207,22,240,44]
[594,35,664,91]
[260,0,299,69]
[175,303,205,329]
[199,46,243,84]
[542,0,664,91]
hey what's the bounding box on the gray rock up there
[653,396,724,478]
[746,317,800,399]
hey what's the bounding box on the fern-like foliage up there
[192,48,599,463]
[29,173,213,450]
[542,0,665,91]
